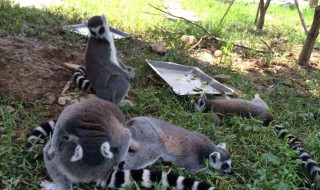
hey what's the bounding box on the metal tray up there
[146,60,235,96]
[63,23,131,39]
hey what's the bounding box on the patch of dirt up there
[0,36,84,118]
[192,41,320,97]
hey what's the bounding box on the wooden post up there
[298,5,320,66]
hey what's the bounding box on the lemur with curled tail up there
[41,97,131,190]
[123,116,233,175]
[74,14,135,105]
[194,94,274,126]
[39,97,217,190]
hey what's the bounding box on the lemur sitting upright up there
[74,14,135,105]
[123,117,233,175]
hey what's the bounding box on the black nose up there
[228,169,235,175]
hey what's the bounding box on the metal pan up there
[146,60,235,96]
[63,23,131,39]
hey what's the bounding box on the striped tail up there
[101,169,217,190]
[73,66,93,92]
[26,120,56,151]
[275,125,320,190]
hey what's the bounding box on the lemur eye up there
[98,27,105,34]
[62,134,69,140]
[221,163,229,170]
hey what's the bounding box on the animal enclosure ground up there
[0,0,319,189]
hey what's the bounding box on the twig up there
[61,62,81,71]
[188,37,203,51]
[260,38,272,51]
[141,11,164,16]
[260,38,278,55]
[148,3,269,53]
[218,0,235,26]
[147,3,213,36]
[294,0,308,36]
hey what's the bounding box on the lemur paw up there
[96,179,107,188]
[40,180,59,190]
[47,147,57,160]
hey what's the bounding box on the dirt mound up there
[0,36,84,117]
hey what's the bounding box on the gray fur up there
[84,15,134,105]
[194,94,274,126]
[43,97,131,190]
[123,117,233,174]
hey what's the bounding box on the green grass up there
[0,0,320,189]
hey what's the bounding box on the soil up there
[0,36,84,118]
[0,36,319,118]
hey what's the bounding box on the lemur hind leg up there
[98,76,130,105]
[42,141,72,190]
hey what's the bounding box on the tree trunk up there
[257,0,271,30]
[309,0,319,7]
[298,6,320,66]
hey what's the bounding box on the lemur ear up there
[210,152,220,163]
[217,143,227,149]
[101,14,107,25]
[82,19,88,26]
[70,144,83,162]
[101,141,114,159]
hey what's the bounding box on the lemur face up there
[208,143,234,174]
[88,25,107,42]
[194,98,206,111]
[86,14,111,43]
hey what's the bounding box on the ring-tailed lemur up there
[35,97,216,190]
[194,94,274,126]
[275,125,320,190]
[123,117,233,175]
[80,14,135,105]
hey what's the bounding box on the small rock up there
[197,61,208,67]
[264,68,277,74]
[0,105,15,113]
[151,43,167,55]
[58,97,67,105]
[296,89,305,96]
[44,93,56,104]
[204,52,213,60]
[180,35,198,45]
[253,84,265,92]
[214,74,230,80]
[214,50,222,57]
[267,85,274,93]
